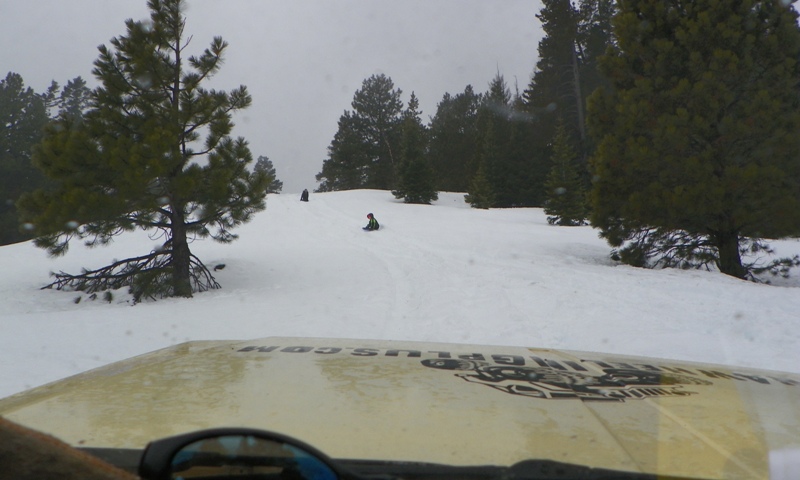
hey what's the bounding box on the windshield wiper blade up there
[339,459,504,479]
[338,458,707,480]
[510,459,706,479]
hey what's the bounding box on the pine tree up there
[465,74,516,208]
[544,122,586,225]
[525,0,615,146]
[316,74,403,191]
[392,93,437,204]
[253,155,282,194]
[351,74,403,189]
[18,0,269,301]
[316,111,371,192]
[428,85,481,192]
[576,0,615,99]
[0,72,50,245]
[479,73,516,207]
[55,77,91,123]
[464,161,495,209]
[505,94,543,207]
[588,0,800,279]
[519,0,615,208]
[523,0,582,145]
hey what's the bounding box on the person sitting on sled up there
[363,213,379,231]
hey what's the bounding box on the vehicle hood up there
[1,337,798,479]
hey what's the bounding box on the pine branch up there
[41,248,220,302]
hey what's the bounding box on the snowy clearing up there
[1,190,799,398]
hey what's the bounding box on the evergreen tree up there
[479,73,515,207]
[352,73,403,189]
[523,0,582,146]
[588,0,800,279]
[466,74,514,208]
[427,86,481,192]
[505,94,544,207]
[18,0,269,301]
[0,72,50,245]
[254,155,283,194]
[519,0,615,207]
[392,92,437,204]
[483,72,513,118]
[466,111,502,210]
[316,111,371,192]
[55,77,92,123]
[576,0,615,99]
[316,74,403,190]
[524,0,614,146]
[464,161,495,209]
[1,73,93,246]
[544,122,586,225]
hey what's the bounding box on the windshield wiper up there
[338,458,708,480]
[339,458,503,479]
[509,459,705,479]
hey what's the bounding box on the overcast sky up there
[2,0,543,193]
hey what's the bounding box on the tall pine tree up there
[254,155,283,194]
[351,74,403,189]
[467,74,511,208]
[519,0,615,207]
[523,0,582,146]
[588,0,800,279]
[392,93,437,204]
[18,0,270,301]
[316,111,370,192]
[428,86,481,192]
[0,73,50,245]
[464,161,495,209]
[316,74,403,191]
[544,122,586,225]
[54,77,92,123]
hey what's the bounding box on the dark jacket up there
[364,215,379,231]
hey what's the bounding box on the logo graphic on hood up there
[421,358,712,402]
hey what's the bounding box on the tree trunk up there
[168,14,192,298]
[715,230,746,279]
[170,203,193,298]
[571,46,586,144]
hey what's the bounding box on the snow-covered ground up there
[1,190,799,399]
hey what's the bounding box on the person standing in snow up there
[363,213,379,231]
[300,189,309,201]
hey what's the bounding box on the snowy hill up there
[1,190,799,398]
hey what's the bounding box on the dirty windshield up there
[1,1,799,479]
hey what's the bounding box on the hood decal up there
[421,358,710,401]
[237,342,798,403]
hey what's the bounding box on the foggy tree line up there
[316,0,616,211]
[316,0,800,280]
[0,73,92,245]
